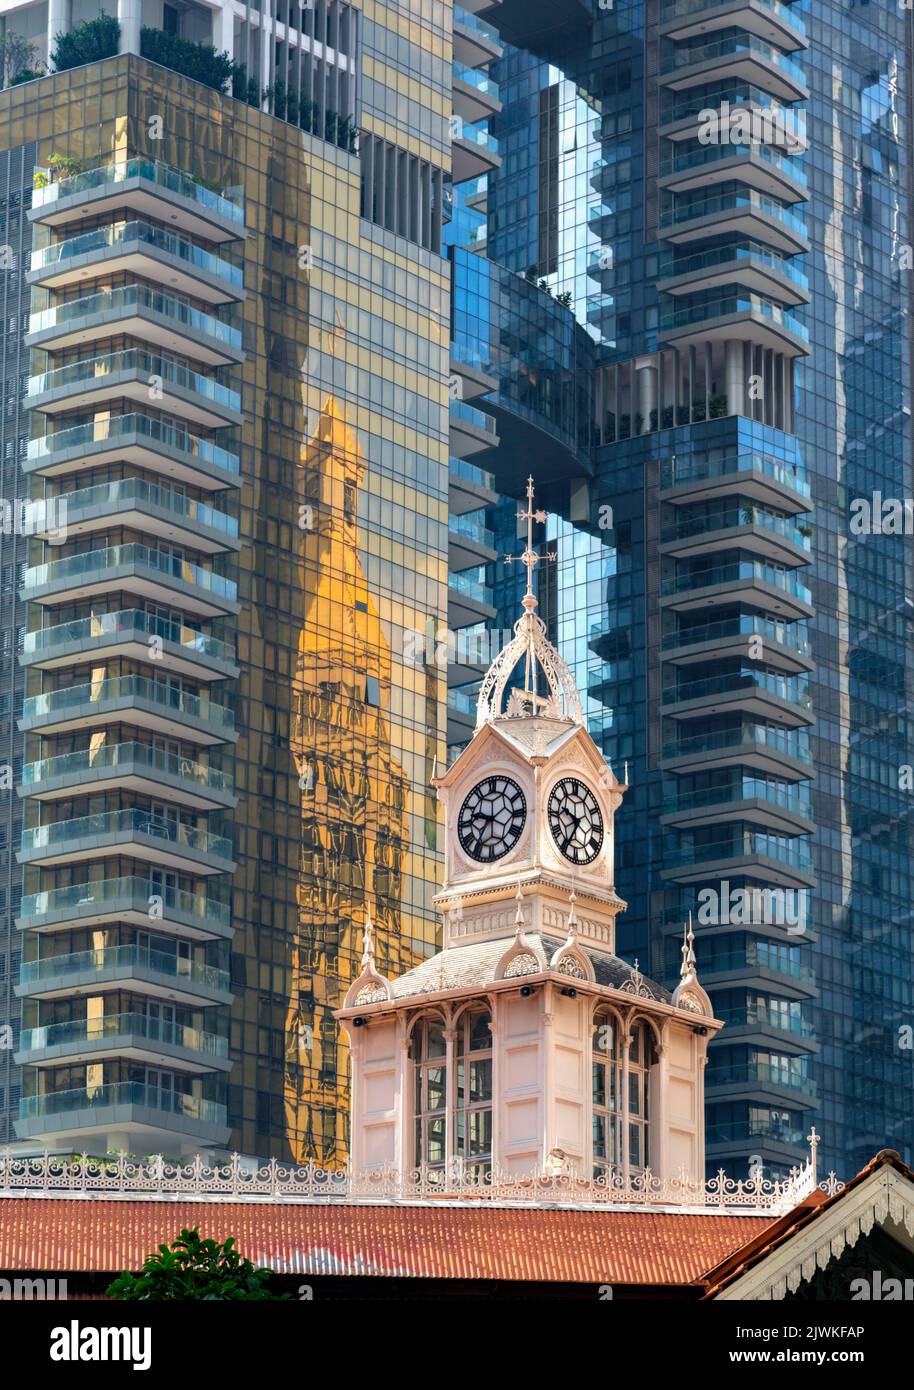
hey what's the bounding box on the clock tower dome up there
[336,481,721,1184]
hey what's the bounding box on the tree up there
[0,33,42,87]
[106,1227,292,1301]
[51,14,121,71]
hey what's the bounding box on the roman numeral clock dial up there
[548,777,604,866]
[457,776,527,862]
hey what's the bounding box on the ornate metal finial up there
[567,887,578,936]
[680,911,697,982]
[807,1125,820,1183]
[474,478,584,729]
[514,877,525,931]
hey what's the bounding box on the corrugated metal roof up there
[0,1199,771,1284]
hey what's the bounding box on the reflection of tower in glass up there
[285,393,410,1164]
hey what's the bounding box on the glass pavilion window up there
[592,1012,652,1177]
[455,1006,492,1177]
[412,1016,447,1178]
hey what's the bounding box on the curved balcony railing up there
[450,456,495,491]
[454,122,500,155]
[19,1012,229,1059]
[453,62,500,99]
[28,284,242,352]
[23,674,235,735]
[664,832,813,870]
[714,1004,815,1039]
[662,779,812,818]
[659,292,809,341]
[28,348,241,415]
[661,506,811,550]
[22,741,233,797]
[700,941,814,985]
[20,808,233,862]
[30,218,243,287]
[662,614,811,655]
[660,450,810,499]
[659,241,809,292]
[447,687,479,717]
[661,723,812,764]
[19,943,229,993]
[28,412,241,478]
[34,477,238,542]
[661,84,806,137]
[706,1118,806,1147]
[449,569,493,605]
[660,187,808,238]
[449,512,494,548]
[23,541,237,604]
[659,141,807,189]
[23,607,236,667]
[662,669,812,709]
[451,398,498,436]
[661,0,807,39]
[662,560,812,603]
[19,1081,227,1128]
[31,157,244,227]
[453,5,501,43]
[706,1061,815,1096]
[19,875,231,931]
[661,35,807,86]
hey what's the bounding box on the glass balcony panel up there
[28,349,241,414]
[28,412,241,476]
[23,674,235,732]
[19,874,230,929]
[28,284,242,352]
[23,542,237,602]
[20,808,233,861]
[19,1012,229,1057]
[22,608,235,664]
[32,158,244,226]
[18,1081,227,1127]
[30,218,242,286]
[22,741,233,795]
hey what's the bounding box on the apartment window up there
[455,1006,492,1178]
[412,1015,447,1178]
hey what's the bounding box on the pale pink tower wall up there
[336,480,722,1183]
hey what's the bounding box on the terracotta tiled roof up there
[0,1199,771,1284]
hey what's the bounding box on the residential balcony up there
[657,291,809,356]
[660,832,815,888]
[450,339,499,400]
[21,607,238,682]
[30,158,246,244]
[660,88,806,149]
[660,505,810,565]
[27,476,240,555]
[450,398,500,458]
[449,455,498,513]
[21,542,239,620]
[659,0,808,48]
[660,450,810,512]
[20,674,236,747]
[658,34,809,102]
[660,779,813,835]
[16,944,232,1006]
[453,5,503,66]
[26,283,244,368]
[657,241,809,307]
[28,218,245,304]
[18,808,236,875]
[15,1079,229,1149]
[27,349,242,430]
[713,1006,816,1051]
[661,668,813,728]
[21,741,236,813]
[16,1013,231,1073]
[448,510,497,569]
[705,1061,817,1105]
[447,685,479,744]
[17,874,232,942]
[700,945,816,997]
[657,141,807,202]
[448,567,497,627]
[453,122,502,184]
[660,558,813,620]
[660,723,812,779]
[659,188,809,255]
[26,411,241,492]
[661,615,813,674]
[452,62,502,123]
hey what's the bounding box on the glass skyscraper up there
[447,0,914,1181]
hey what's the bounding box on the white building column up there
[214,1,235,57]
[47,0,69,68]
[118,0,142,55]
[635,355,657,434]
[725,338,744,417]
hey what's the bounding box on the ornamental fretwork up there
[0,1149,843,1215]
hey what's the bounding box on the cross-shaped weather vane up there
[503,475,556,576]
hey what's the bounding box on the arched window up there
[412,1016,447,1178]
[455,1006,492,1178]
[592,1011,652,1178]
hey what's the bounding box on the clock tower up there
[336,480,722,1185]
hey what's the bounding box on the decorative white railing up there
[0,1149,843,1214]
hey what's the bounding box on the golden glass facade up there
[5,50,450,1164]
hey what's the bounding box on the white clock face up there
[548,777,604,865]
[458,776,527,863]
